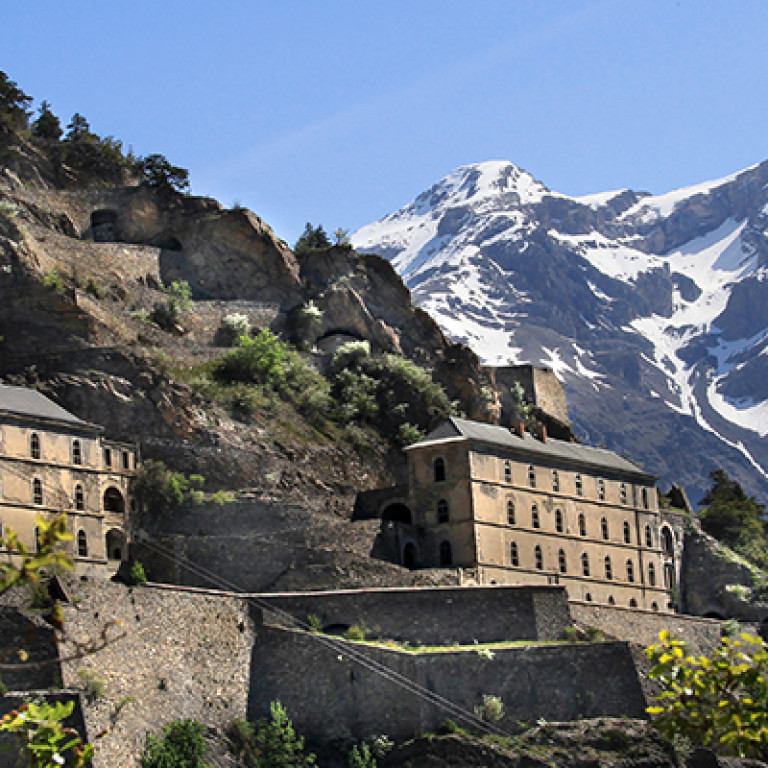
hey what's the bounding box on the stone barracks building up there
[0,385,134,567]
[376,417,677,613]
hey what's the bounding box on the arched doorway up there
[402,542,418,569]
[103,487,125,514]
[105,528,126,561]
[382,503,412,524]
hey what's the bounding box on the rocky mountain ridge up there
[352,160,768,504]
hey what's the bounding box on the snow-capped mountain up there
[352,160,768,504]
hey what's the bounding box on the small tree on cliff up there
[31,101,62,141]
[0,71,32,136]
[699,469,766,550]
[136,153,190,192]
[294,223,330,255]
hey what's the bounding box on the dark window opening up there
[403,542,418,569]
[72,439,82,465]
[74,484,84,511]
[534,545,543,570]
[623,521,631,544]
[601,517,609,540]
[32,478,43,506]
[531,505,540,529]
[528,465,536,488]
[439,541,453,566]
[582,553,590,577]
[433,457,446,483]
[382,504,412,524]
[30,433,40,460]
[77,530,88,557]
[437,499,449,524]
[103,487,125,514]
[578,513,586,537]
[558,549,567,574]
[605,556,613,580]
[507,499,515,525]
[626,559,635,583]
[662,527,674,555]
[555,509,563,533]
[504,460,512,484]
[510,542,519,567]
[629,598,638,608]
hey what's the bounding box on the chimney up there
[511,421,525,438]
[534,425,547,443]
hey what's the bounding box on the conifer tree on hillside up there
[31,100,62,141]
[0,71,32,136]
[699,468,767,564]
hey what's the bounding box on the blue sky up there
[3,1,767,244]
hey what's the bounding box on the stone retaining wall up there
[248,626,647,743]
[256,584,571,644]
[570,601,722,656]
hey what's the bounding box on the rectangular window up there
[122,451,130,470]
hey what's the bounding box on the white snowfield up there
[352,159,768,474]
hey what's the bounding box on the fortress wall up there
[58,579,256,768]
[256,584,570,644]
[248,626,647,743]
[570,601,722,656]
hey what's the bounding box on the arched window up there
[439,540,452,566]
[510,541,519,567]
[74,483,84,511]
[433,457,446,483]
[597,478,605,501]
[578,513,586,537]
[32,478,43,506]
[620,483,628,505]
[552,469,560,492]
[555,509,563,533]
[629,598,638,608]
[601,517,609,540]
[72,439,82,465]
[504,460,512,484]
[585,592,592,602]
[531,504,540,529]
[608,595,615,605]
[106,528,126,561]
[581,552,590,577]
[558,549,567,574]
[507,499,515,525]
[527,465,536,488]
[605,555,613,580]
[645,524,653,548]
[648,562,656,586]
[662,527,674,555]
[575,474,583,496]
[534,545,543,570]
[626,559,635,582]
[641,488,649,509]
[77,530,88,557]
[651,602,659,612]
[623,521,631,544]
[30,433,40,459]
[437,499,449,524]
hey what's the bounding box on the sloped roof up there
[411,417,654,481]
[0,385,98,430]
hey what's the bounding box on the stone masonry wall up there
[257,584,570,644]
[248,625,647,743]
[58,579,255,768]
[570,601,722,656]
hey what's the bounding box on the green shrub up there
[78,667,107,700]
[438,719,458,734]
[84,278,103,298]
[141,719,210,768]
[474,694,505,724]
[307,614,322,633]
[42,270,65,293]
[129,560,147,586]
[227,702,316,768]
[646,630,768,758]
[344,623,368,641]
[347,742,377,768]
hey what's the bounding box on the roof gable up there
[0,385,96,430]
[417,417,654,481]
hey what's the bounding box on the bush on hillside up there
[141,719,210,768]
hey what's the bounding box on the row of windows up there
[508,542,657,584]
[582,593,660,611]
[505,500,657,546]
[433,456,650,508]
[26,434,132,469]
[0,522,124,561]
[26,479,125,512]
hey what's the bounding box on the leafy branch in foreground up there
[646,629,768,759]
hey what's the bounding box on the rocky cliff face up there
[353,160,768,504]
[0,135,502,591]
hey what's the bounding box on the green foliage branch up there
[646,629,768,759]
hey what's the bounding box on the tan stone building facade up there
[0,385,134,567]
[385,418,675,613]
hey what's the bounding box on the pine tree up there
[0,71,32,136]
[32,101,62,141]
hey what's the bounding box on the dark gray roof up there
[413,417,654,481]
[0,385,97,430]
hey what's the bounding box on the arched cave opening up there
[382,503,412,525]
